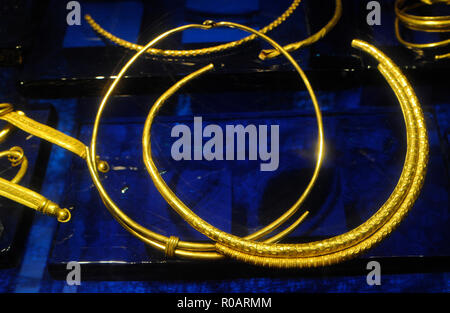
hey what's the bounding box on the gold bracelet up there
[395,0,450,59]
[0,146,71,222]
[85,0,341,60]
[141,38,428,266]
[86,20,324,260]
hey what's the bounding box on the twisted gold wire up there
[0,147,28,184]
[85,0,342,60]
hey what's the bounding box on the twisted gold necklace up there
[143,37,429,267]
[0,146,71,222]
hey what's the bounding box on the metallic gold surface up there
[0,103,108,222]
[142,39,428,267]
[0,147,70,222]
[395,0,450,59]
[85,0,301,58]
[85,0,341,60]
[0,103,109,173]
[259,0,342,60]
[87,21,324,260]
[9,15,424,267]
[0,147,28,184]
[0,123,16,144]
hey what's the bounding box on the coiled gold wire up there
[395,0,450,60]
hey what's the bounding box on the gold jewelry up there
[259,0,342,60]
[0,146,28,184]
[0,103,110,221]
[142,39,428,267]
[85,0,341,60]
[0,122,16,144]
[395,0,450,60]
[86,21,324,260]
[0,103,109,173]
[0,146,70,222]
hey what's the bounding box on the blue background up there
[0,0,448,293]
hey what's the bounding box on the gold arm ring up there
[395,0,450,59]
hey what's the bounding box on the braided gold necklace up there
[85,0,342,60]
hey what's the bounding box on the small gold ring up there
[0,146,28,184]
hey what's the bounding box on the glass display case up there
[0,0,448,295]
